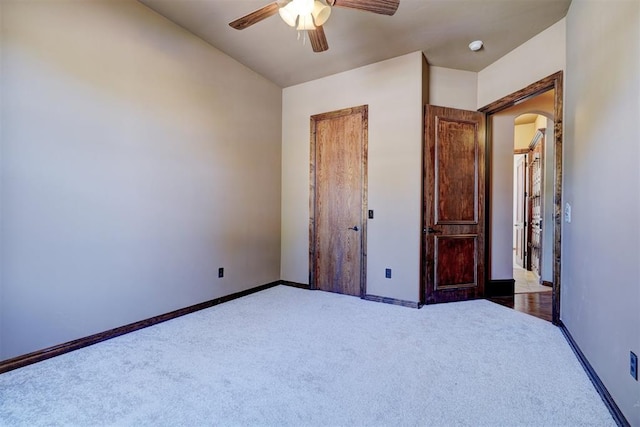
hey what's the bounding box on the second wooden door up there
[423,105,486,303]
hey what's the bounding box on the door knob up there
[427,227,442,234]
[348,226,359,231]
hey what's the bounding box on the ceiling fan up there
[229,0,400,53]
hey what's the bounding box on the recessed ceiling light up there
[469,40,483,52]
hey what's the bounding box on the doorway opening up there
[480,72,563,325]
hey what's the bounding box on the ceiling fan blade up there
[308,25,329,53]
[229,2,280,30]
[329,0,399,16]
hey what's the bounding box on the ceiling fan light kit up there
[229,0,400,53]
[279,0,331,30]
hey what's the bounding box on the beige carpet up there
[0,286,614,426]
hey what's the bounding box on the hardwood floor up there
[488,291,553,322]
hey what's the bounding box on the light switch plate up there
[564,203,572,223]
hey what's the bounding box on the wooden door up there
[528,132,544,277]
[423,105,485,303]
[310,105,368,297]
[514,154,527,268]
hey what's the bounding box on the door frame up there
[479,71,563,324]
[308,105,369,296]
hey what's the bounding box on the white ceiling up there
[138,0,571,88]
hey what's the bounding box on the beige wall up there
[564,0,640,423]
[281,52,423,303]
[514,122,536,150]
[0,0,282,360]
[477,19,566,109]
[491,113,521,280]
[429,66,477,110]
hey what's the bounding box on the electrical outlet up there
[631,351,638,380]
[218,267,224,278]
[385,268,392,279]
